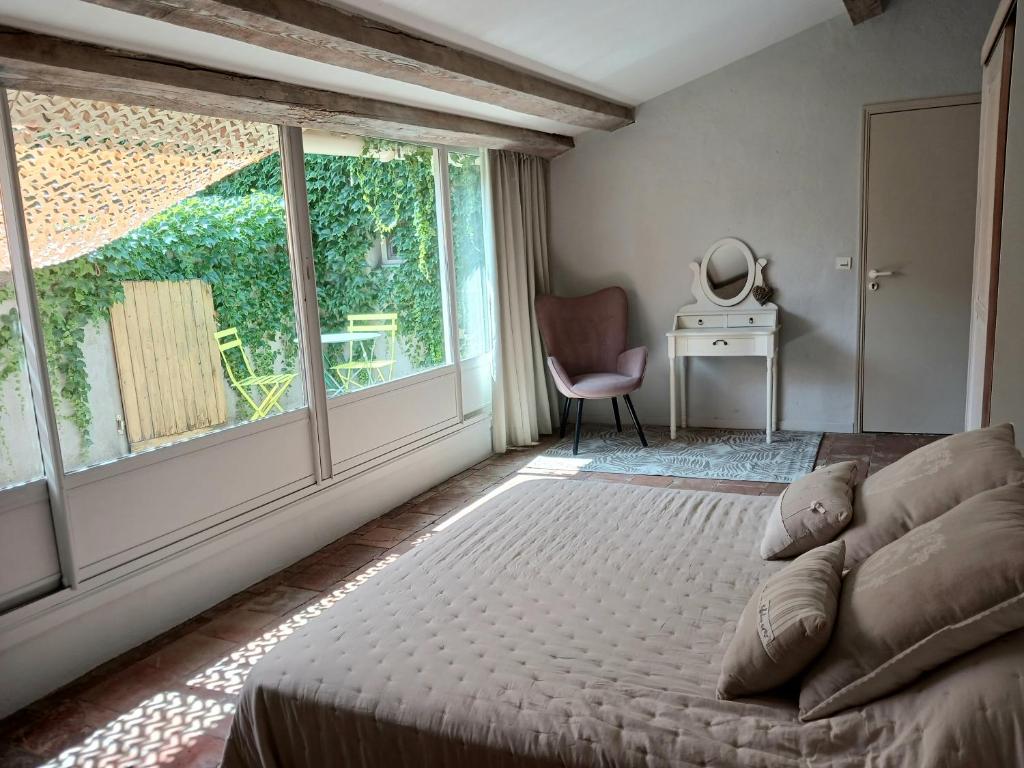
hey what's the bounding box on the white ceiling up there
[0,0,845,137]
[331,0,845,105]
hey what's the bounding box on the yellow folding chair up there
[333,313,398,391]
[216,327,297,419]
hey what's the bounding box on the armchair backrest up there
[535,287,629,376]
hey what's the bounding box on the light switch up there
[835,256,852,271]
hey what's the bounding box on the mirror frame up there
[700,237,756,307]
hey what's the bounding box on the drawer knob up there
[713,339,728,346]
[697,318,704,325]
[748,317,754,324]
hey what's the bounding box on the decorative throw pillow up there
[761,461,858,560]
[799,483,1024,721]
[717,540,845,700]
[840,423,1024,568]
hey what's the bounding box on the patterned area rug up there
[532,426,822,483]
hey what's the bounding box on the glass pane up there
[0,203,45,488]
[302,131,446,397]
[8,89,306,473]
[448,149,494,413]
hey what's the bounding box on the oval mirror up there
[700,238,755,306]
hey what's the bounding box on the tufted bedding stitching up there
[222,477,1024,767]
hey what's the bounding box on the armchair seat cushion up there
[569,372,642,398]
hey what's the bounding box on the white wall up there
[0,484,60,610]
[0,417,491,717]
[550,0,997,433]
[0,309,129,484]
[0,301,43,486]
[55,320,129,470]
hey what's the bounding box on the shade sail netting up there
[0,90,278,272]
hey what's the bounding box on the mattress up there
[223,477,1024,767]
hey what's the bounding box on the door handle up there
[867,269,894,279]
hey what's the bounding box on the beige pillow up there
[799,482,1024,721]
[840,423,1024,568]
[717,540,845,700]
[761,461,857,560]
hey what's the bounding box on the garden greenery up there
[0,141,483,446]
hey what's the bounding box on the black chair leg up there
[611,397,622,432]
[622,394,648,447]
[559,397,572,438]
[573,399,585,455]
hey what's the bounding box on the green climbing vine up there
[447,151,487,358]
[0,140,449,446]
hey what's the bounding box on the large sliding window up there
[8,90,305,473]
[0,81,494,614]
[301,131,449,398]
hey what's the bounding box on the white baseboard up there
[0,419,492,719]
[586,416,855,434]
[691,417,854,433]
[779,418,854,434]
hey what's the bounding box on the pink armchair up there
[535,287,648,455]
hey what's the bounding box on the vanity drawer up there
[682,336,758,356]
[677,314,726,329]
[727,312,775,328]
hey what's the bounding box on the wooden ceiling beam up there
[0,26,574,159]
[82,0,635,131]
[843,0,884,26]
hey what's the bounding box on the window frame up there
[435,146,464,420]
[0,87,492,607]
[0,91,77,588]
[378,236,403,267]
[300,136,462,406]
[445,147,496,412]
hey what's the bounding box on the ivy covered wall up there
[0,142,452,457]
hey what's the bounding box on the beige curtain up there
[488,149,558,452]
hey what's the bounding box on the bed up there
[222,477,1024,767]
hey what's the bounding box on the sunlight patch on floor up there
[39,691,233,768]
[523,455,592,473]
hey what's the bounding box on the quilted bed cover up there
[223,477,1024,767]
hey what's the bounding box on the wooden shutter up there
[109,280,227,450]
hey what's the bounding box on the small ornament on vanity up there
[752,284,773,306]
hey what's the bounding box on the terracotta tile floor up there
[0,430,938,767]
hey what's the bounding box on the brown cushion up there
[760,461,857,560]
[840,424,1024,568]
[799,482,1024,721]
[717,540,845,700]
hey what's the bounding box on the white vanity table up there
[667,237,779,442]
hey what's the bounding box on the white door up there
[861,99,980,434]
